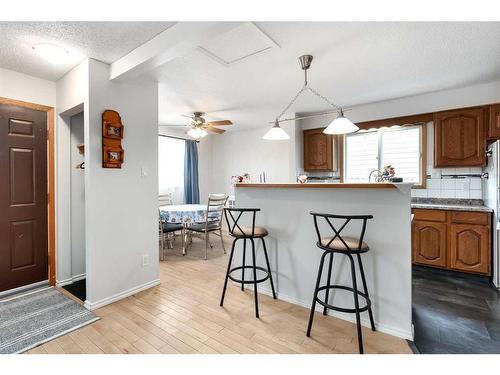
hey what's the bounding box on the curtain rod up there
[158,134,199,143]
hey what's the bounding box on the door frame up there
[0,96,56,286]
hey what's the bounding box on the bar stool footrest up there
[315,285,371,313]
[228,265,270,284]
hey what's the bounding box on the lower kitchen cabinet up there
[412,221,447,267]
[450,223,490,274]
[411,209,491,276]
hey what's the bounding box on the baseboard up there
[83,278,161,311]
[258,287,413,340]
[56,273,86,287]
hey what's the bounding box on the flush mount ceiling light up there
[264,54,359,139]
[32,43,71,65]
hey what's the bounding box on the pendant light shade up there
[263,121,290,140]
[323,114,359,135]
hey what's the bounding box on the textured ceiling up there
[0,22,175,80]
[156,22,500,130]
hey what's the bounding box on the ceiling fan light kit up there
[181,111,233,139]
[187,127,208,139]
[264,54,359,140]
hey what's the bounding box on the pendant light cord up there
[275,60,341,122]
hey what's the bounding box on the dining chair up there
[186,193,228,260]
[159,209,184,260]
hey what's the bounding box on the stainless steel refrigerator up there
[484,141,500,288]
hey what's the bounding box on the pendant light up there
[323,108,359,134]
[263,120,290,141]
[264,54,358,140]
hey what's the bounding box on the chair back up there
[310,212,373,251]
[159,193,173,207]
[205,194,228,228]
[224,208,260,238]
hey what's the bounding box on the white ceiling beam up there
[109,22,242,81]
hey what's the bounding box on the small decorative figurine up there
[298,175,308,184]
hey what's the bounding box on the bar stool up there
[306,212,376,354]
[219,208,276,318]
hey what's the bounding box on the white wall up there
[84,59,159,308]
[158,126,213,204]
[211,121,297,196]
[0,67,56,106]
[70,112,86,280]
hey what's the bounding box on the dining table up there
[159,204,214,255]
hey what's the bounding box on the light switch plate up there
[141,167,148,178]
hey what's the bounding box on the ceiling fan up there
[176,112,233,139]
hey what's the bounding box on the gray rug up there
[0,287,99,354]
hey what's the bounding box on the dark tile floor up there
[412,265,500,354]
[62,279,86,302]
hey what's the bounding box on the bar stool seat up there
[232,226,268,238]
[320,236,369,252]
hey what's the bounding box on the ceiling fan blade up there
[206,126,226,134]
[181,114,195,119]
[206,120,232,126]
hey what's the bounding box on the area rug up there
[0,287,99,354]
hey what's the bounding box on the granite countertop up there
[411,198,493,213]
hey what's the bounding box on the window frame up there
[340,123,427,189]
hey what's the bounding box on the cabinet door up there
[412,221,447,268]
[450,224,490,275]
[303,128,334,172]
[434,108,485,167]
[489,104,500,139]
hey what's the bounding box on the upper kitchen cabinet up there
[488,104,500,139]
[434,107,486,167]
[303,128,336,172]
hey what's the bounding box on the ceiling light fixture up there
[187,127,208,139]
[263,120,290,140]
[32,43,71,65]
[264,54,358,139]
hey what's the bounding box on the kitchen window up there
[343,124,425,186]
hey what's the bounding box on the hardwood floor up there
[27,234,412,354]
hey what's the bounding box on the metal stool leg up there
[250,238,260,318]
[348,254,364,354]
[241,239,246,291]
[220,238,238,307]
[261,238,276,299]
[323,252,334,315]
[306,251,328,337]
[357,253,375,331]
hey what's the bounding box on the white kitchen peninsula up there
[234,182,413,340]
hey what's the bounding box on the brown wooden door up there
[488,104,500,139]
[0,103,48,292]
[303,128,334,172]
[450,223,490,275]
[434,108,485,167]
[412,220,447,268]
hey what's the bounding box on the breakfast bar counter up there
[233,182,413,340]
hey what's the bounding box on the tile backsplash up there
[411,167,483,199]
